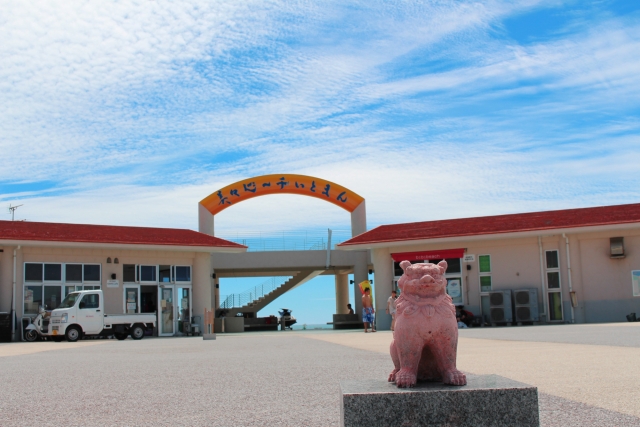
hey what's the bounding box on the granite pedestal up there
[340,375,539,427]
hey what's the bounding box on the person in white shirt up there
[386,290,398,331]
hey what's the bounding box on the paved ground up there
[0,323,638,426]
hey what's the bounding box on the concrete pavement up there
[0,323,638,426]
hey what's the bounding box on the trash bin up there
[0,312,12,343]
[626,313,637,322]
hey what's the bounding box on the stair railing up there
[220,276,292,309]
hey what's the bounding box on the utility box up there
[513,288,540,323]
[489,290,513,325]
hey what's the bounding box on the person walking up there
[386,290,397,331]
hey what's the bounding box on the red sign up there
[390,248,465,262]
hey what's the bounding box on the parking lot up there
[1,323,639,426]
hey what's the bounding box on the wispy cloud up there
[1,1,639,232]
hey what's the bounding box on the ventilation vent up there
[516,307,531,321]
[490,308,505,322]
[515,291,530,305]
[490,293,503,306]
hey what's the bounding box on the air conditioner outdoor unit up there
[489,290,512,324]
[513,288,540,323]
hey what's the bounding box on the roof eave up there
[0,239,247,253]
[337,222,640,250]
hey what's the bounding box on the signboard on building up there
[463,254,475,263]
[106,280,119,288]
[632,271,640,297]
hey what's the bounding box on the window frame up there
[478,254,492,294]
[544,249,563,322]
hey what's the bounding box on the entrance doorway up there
[158,285,192,336]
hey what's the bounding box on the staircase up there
[220,269,324,317]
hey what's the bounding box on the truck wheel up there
[131,325,145,340]
[114,333,128,340]
[25,330,38,342]
[66,326,81,342]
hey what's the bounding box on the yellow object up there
[200,174,365,215]
[359,280,372,295]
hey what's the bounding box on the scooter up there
[278,308,297,330]
[25,306,50,342]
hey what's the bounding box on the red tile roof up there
[340,203,640,247]
[0,220,246,249]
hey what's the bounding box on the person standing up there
[386,290,397,331]
[362,288,376,332]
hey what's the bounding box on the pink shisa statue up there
[388,260,467,388]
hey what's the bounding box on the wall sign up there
[632,270,640,297]
[106,280,119,288]
[463,254,475,263]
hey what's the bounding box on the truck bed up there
[103,313,156,326]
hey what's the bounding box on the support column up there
[335,273,349,314]
[350,201,367,237]
[353,250,369,315]
[198,203,214,236]
[373,247,393,331]
[193,252,212,333]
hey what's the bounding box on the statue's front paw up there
[443,369,467,386]
[388,369,399,383]
[394,369,417,388]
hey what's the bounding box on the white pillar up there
[193,252,212,332]
[353,250,369,315]
[350,201,367,237]
[335,273,349,314]
[373,247,393,331]
[198,203,214,236]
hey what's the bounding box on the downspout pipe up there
[12,245,20,341]
[563,233,575,323]
[538,236,548,319]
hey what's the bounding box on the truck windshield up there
[58,292,81,309]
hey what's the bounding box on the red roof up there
[0,220,246,249]
[340,203,640,247]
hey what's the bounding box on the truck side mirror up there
[79,302,86,309]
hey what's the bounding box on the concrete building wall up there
[366,226,640,326]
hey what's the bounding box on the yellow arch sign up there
[200,174,365,215]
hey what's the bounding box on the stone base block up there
[202,333,216,340]
[340,375,539,427]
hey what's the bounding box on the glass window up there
[25,263,43,282]
[175,266,191,282]
[548,292,563,321]
[446,278,463,305]
[480,276,492,292]
[44,264,62,281]
[84,264,101,282]
[123,264,136,283]
[80,294,100,309]
[43,285,62,310]
[547,272,560,289]
[546,251,559,269]
[429,258,461,273]
[84,285,100,290]
[159,265,171,283]
[65,286,81,297]
[479,255,491,273]
[24,285,43,314]
[140,265,156,282]
[65,264,83,282]
[59,292,81,309]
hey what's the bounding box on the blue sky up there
[2,1,640,324]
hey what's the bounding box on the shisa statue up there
[388,260,467,388]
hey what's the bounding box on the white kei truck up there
[46,290,156,342]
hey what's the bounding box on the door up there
[176,286,192,335]
[124,286,140,314]
[77,293,103,334]
[158,286,175,336]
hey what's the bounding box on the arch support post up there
[335,273,349,314]
[350,201,367,237]
[199,203,214,236]
[373,248,392,331]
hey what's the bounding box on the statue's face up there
[399,261,448,297]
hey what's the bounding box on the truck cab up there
[48,290,155,342]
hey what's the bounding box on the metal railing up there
[216,229,352,252]
[219,276,292,309]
